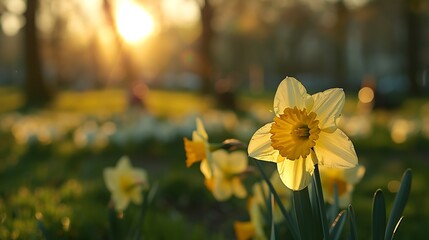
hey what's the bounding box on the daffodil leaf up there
[270,226,276,240]
[270,200,276,240]
[108,207,121,240]
[312,164,330,240]
[332,183,340,221]
[293,187,315,240]
[372,189,386,240]
[253,158,301,240]
[347,204,358,240]
[385,169,412,240]
[310,176,323,240]
[147,182,159,204]
[36,219,49,239]
[326,184,339,225]
[129,184,158,240]
[268,193,275,240]
[329,210,347,240]
[391,216,404,240]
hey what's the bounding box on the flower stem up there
[313,163,330,240]
[252,158,301,240]
[293,187,315,240]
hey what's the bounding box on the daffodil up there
[202,149,248,201]
[252,171,291,223]
[183,118,219,180]
[248,77,358,190]
[234,197,267,240]
[184,118,209,167]
[319,165,365,207]
[103,156,148,211]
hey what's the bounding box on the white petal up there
[117,156,132,169]
[277,157,314,191]
[232,178,247,198]
[344,165,365,184]
[213,176,232,201]
[311,88,345,132]
[200,159,212,179]
[133,169,148,187]
[314,129,358,168]
[211,149,229,168]
[212,150,248,173]
[248,123,279,162]
[113,192,129,211]
[273,77,309,115]
[103,168,117,191]
[130,189,143,204]
[195,118,208,140]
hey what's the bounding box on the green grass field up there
[0,87,428,239]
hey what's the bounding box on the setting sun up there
[115,0,154,43]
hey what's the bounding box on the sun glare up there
[115,0,154,43]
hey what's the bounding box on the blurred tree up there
[24,0,53,107]
[333,0,348,87]
[405,0,424,95]
[197,0,215,93]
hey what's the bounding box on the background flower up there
[103,156,148,211]
[203,149,248,201]
[252,171,291,223]
[319,165,365,207]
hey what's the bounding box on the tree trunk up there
[333,1,348,88]
[405,3,420,95]
[24,0,53,107]
[198,0,214,92]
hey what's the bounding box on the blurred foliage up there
[0,88,428,239]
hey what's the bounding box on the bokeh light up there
[161,0,200,27]
[358,87,374,104]
[0,12,25,36]
[115,0,154,43]
[4,0,26,14]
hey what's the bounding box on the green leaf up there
[329,210,347,240]
[129,183,158,240]
[372,189,386,240]
[391,216,404,240]
[108,207,121,240]
[293,187,315,240]
[326,184,340,224]
[348,204,358,240]
[313,164,330,240]
[36,219,50,240]
[268,193,276,240]
[252,158,301,240]
[385,169,412,240]
[331,183,340,222]
[310,178,323,240]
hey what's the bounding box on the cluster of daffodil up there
[184,77,412,240]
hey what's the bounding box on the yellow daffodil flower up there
[202,149,248,201]
[183,117,218,180]
[234,197,267,240]
[319,165,365,207]
[253,172,291,223]
[248,77,358,190]
[184,118,209,167]
[103,156,148,212]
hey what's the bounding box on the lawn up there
[0,87,428,239]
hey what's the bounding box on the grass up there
[0,87,428,239]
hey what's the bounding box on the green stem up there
[293,187,315,240]
[252,158,301,240]
[313,164,331,240]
